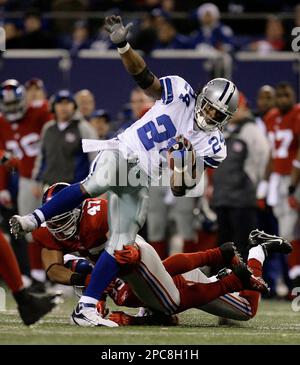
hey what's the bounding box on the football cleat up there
[232,263,270,294]
[9,214,38,238]
[14,289,59,326]
[249,229,292,256]
[71,302,118,327]
[219,242,244,268]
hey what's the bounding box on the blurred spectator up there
[263,82,300,290]
[25,78,47,105]
[261,82,300,293]
[253,85,282,297]
[191,3,234,52]
[0,78,53,284]
[132,9,168,54]
[161,0,176,12]
[0,0,31,12]
[117,87,154,133]
[294,4,300,27]
[89,109,112,139]
[4,21,22,48]
[19,9,56,49]
[212,94,270,259]
[75,89,95,120]
[154,18,192,50]
[249,15,286,53]
[136,0,161,11]
[254,85,275,134]
[51,0,88,34]
[130,87,154,119]
[33,89,97,186]
[68,20,91,56]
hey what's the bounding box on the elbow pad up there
[133,67,155,89]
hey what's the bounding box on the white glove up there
[9,214,38,238]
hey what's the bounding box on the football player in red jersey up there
[34,183,289,328]
[0,79,53,284]
[107,230,292,326]
[33,183,109,287]
[258,82,300,290]
[25,78,47,105]
[0,79,52,213]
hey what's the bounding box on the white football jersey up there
[117,75,227,178]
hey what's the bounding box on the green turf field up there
[0,291,299,345]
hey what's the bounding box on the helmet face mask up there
[195,78,239,132]
[195,95,231,131]
[42,182,81,241]
[46,209,81,241]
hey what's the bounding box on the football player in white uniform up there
[10,15,239,327]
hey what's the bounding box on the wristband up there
[117,42,130,54]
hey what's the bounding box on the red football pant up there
[0,230,23,293]
[163,247,224,276]
[163,249,262,317]
[174,271,243,312]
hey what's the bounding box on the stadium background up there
[0,0,300,344]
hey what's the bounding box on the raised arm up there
[104,15,162,100]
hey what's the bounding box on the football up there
[167,136,195,170]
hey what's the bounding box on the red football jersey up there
[264,104,300,175]
[33,198,109,260]
[0,100,52,180]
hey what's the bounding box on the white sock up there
[248,245,265,265]
[32,209,45,225]
[79,296,98,305]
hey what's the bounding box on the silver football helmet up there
[195,78,239,132]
